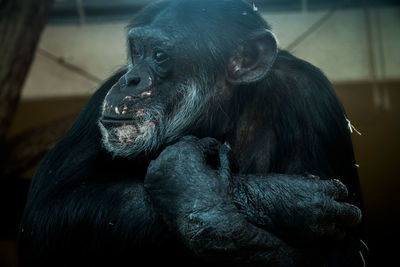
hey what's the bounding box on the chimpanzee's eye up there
[132,46,140,56]
[153,50,169,63]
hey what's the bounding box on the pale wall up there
[21,7,400,99]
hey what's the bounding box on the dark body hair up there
[20,1,363,266]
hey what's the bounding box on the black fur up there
[20,1,366,266]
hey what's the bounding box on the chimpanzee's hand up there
[232,173,363,243]
[144,135,231,217]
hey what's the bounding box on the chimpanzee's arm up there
[19,139,170,266]
[231,173,362,243]
[144,136,363,266]
[20,179,166,265]
[232,174,367,266]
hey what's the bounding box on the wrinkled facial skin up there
[98,27,215,158]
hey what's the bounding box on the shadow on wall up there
[335,80,400,266]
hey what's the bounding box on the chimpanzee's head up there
[99,0,278,158]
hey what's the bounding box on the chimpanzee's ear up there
[226,29,278,84]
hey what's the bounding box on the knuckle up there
[331,179,349,199]
[350,205,363,224]
[158,147,179,161]
[339,203,363,226]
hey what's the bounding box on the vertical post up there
[76,0,86,25]
[363,0,381,109]
[374,7,390,110]
[301,0,308,13]
[0,0,54,146]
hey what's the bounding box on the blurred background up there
[0,0,399,266]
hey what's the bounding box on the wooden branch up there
[0,0,54,144]
[0,115,76,178]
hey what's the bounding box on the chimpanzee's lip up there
[100,116,134,126]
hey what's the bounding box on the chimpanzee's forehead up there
[130,1,228,38]
[127,26,189,52]
[128,27,170,43]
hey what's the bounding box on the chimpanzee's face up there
[98,2,277,158]
[98,27,217,158]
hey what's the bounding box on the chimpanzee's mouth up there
[98,106,163,156]
[100,116,157,132]
[99,116,157,147]
[100,116,135,126]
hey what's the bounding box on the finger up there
[214,143,234,189]
[314,223,346,240]
[196,137,221,169]
[224,142,240,173]
[324,179,349,201]
[328,202,362,227]
[179,136,219,158]
[218,143,231,176]
[198,137,221,154]
[214,141,239,172]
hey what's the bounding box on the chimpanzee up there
[20,0,367,266]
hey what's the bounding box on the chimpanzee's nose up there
[126,75,140,86]
[118,67,152,95]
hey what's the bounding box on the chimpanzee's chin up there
[104,138,157,159]
[98,120,160,158]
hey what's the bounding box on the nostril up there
[127,76,140,86]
